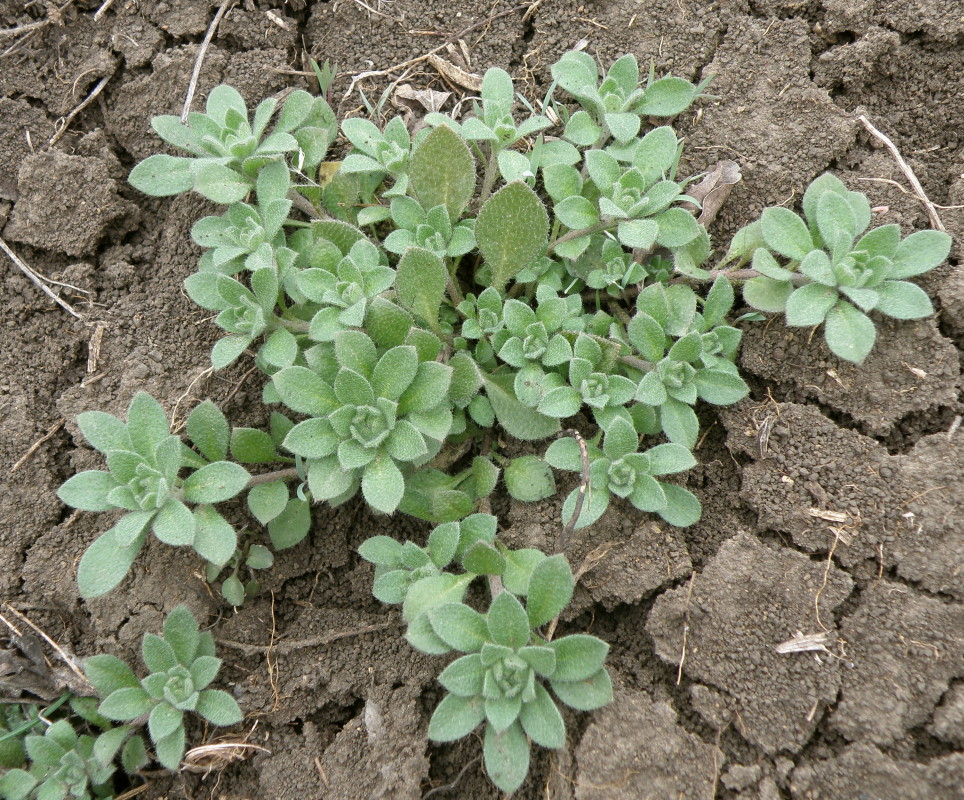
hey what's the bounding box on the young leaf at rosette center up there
[525,554,574,628]
[483,720,531,794]
[504,456,556,502]
[476,182,549,291]
[409,124,475,220]
[395,247,448,333]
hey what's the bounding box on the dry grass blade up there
[181,0,236,123]
[11,420,64,474]
[0,236,82,318]
[50,67,117,146]
[1,604,92,691]
[857,114,945,231]
[181,741,271,774]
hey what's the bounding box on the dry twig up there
[181,0,236,123]
[217,621,392,656]
[1,604,91,691]
[857,115,945,231]
[557,428,590,551]
[0,236,82,318]
[11,420,64,474]
[343,4,528,100]
[50,68,117,146]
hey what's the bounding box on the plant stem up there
[547,221,612,256]
[246,467,300,488]
[477,146,501,208]
[288,190,327,220]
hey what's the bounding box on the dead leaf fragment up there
[427,53,483,92]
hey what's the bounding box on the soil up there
[1,0,962,799]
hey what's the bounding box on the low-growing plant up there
[0,608,240,800]
[53,48,951,793]
[359,514,610,793]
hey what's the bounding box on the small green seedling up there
[733,173,951,362]
[359,515,611,793]
[0,609,240,800]
[82,606,242,771]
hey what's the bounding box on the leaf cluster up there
[732,173,952,362]
[83,607,242,772]
[359,517,610,793]
[0,609,241,800]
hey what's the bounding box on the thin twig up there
[217,621,392,655]
[857,115,945,231]
[50,68,116,146]
[0,236,81,318]
[1,604,91,690]
[544,542,613,641]
[0,17,50,40]
[343,4,528,100]
[856,177,964,210]
[93,0,117,21]
[557,429,590,551]
[676,571,697,685]
[11,420,64,473]
[181,0,236,123]
[422,755,482,799]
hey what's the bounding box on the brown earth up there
[1,0,962,798]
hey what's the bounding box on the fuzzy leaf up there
[403,574,473,623]
[550,667,613,711]
[483,374,560,441]
[267,498,310,549]
[487,591,530,650]
[483,721,530,794]
[57,471,118,512]
[526,555,574,627]
[429,604,490,653]
[129,154,195,196]
[247,481,289,525]
[410,124,475,220]
[761,207,813,261]
[83,654,140,695]
[504,456,556,502]
[77,410,132,455]
[395,247,448,332]
[657,482,702,526]
[182,462,251,504]
[742,276,793,313]
[230,428,277,464]
[873,280,933,320]
[196,689,243,726]
[152,498,196,546]
[889,230,952,279]
[550,634,610,682]
[273,366,339,416]
[785,282,838,326]
[519,683,565,748]
[636,76,698,116]
[97,687,151,721]
[461,540,507,576]
[192,505,238,567]
[824,300,876,363]
[186,401,230,463]
[438,653,486,696]
[427,693,485,742]
[77,524,146,598]
[476,182,549,291]
[502,549,547,595]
